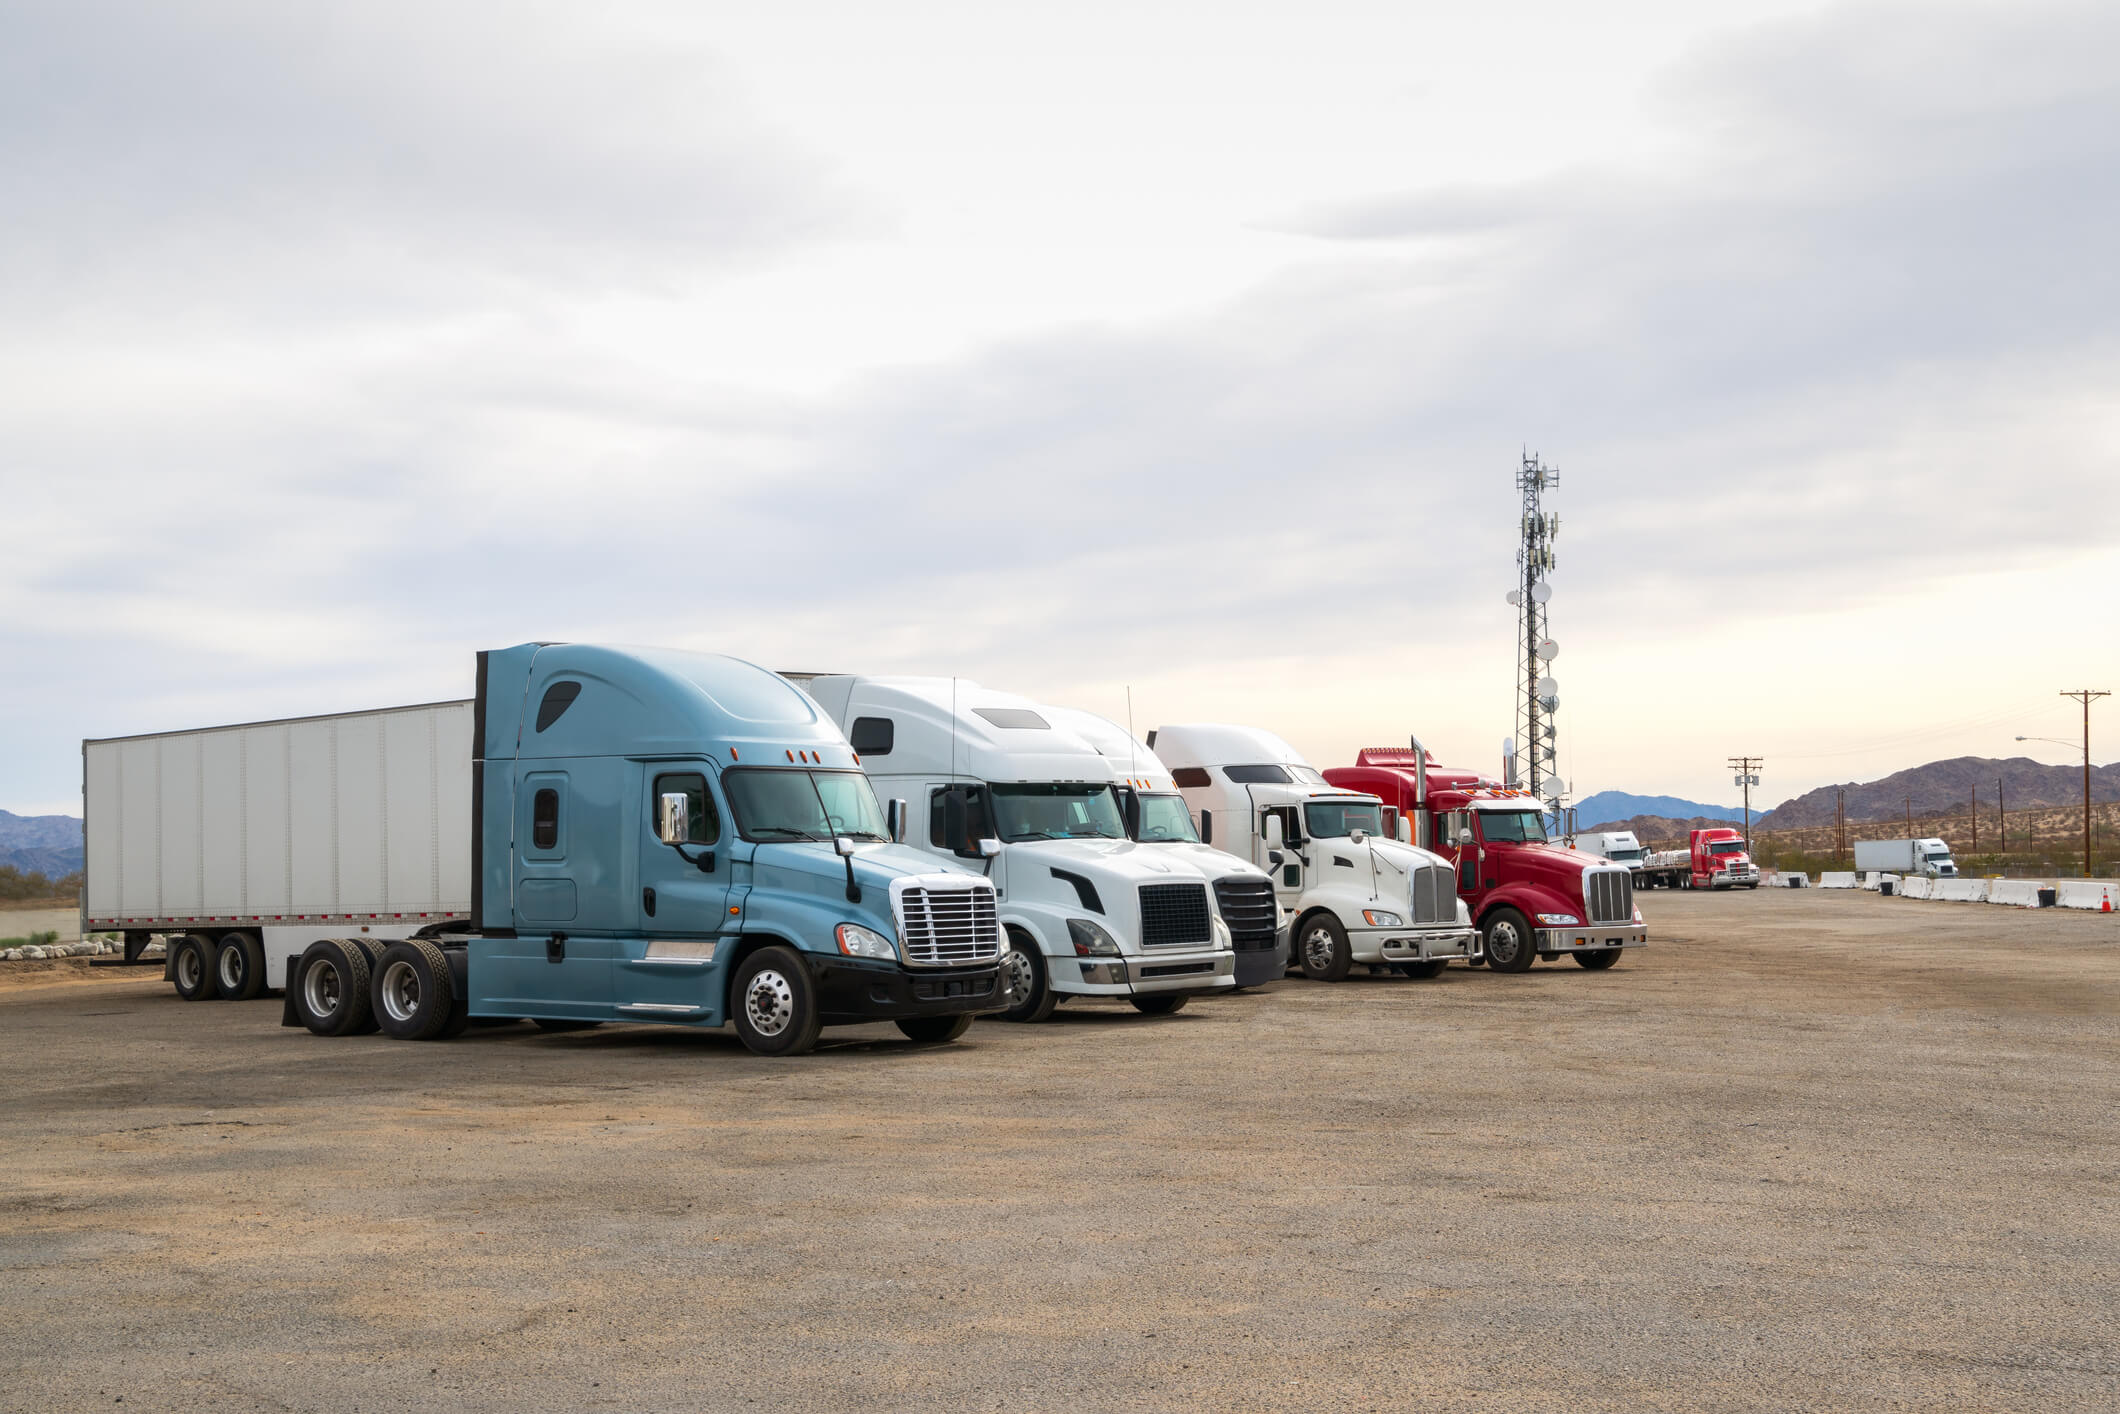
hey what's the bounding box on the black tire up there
[171,934,220,1001]
[997,931,1059,1023]
[532,1019,602,1033]
[730,945,823,1056]
[1482,908,1537,973]
[1573,948,1622,970]
[1129,994,1188,1015]
[895,1014,974,1043]
[214,932,267,1002]
[1297,914,1353,982]
[371,940,459,1041]
[1679,872,1693,890]
[1393,959,1447,980]
[292,939,373,1036]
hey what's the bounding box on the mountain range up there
[1751,756,2120,830]
[0,809,84,879]
[1575,792,1744,831]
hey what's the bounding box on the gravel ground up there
[1,890,2115,1412]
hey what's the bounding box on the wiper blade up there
[842,830,887,841]
[749,826,818,840]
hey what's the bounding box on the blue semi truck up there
[81,643,1010,1056]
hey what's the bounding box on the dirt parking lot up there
[2,890,2116,1412]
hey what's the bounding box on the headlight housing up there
[1537,913,1581,926]
[1210,915,1232,951]
[835,922,896,960]
[1362,909,1403,927]
[1068,919,1122,956]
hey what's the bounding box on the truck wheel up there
[1393,959,1447,979]
[731,945,823,1056]
[1482,908,1536,973]
[998,931,1058,1023]
[896,1014,974,1043]
[214,933,267,1002]
[532,1019,602,1033]
[371,940,460,1041]
[1679,872,1693,890]
[1573,948,1621,970]
[293,939,373,1036]
[1298,915,1353,982]
[171,934,219,1001]
[1129,994,1188,1015]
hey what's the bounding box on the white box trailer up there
[82,701,475,994]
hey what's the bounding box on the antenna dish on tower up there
[1536,639,1559,661]
[1505,589,1522,606]
[1531,581,1552,603]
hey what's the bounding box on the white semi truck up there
[1854,838,1959,878]
[786,676,1239,1019]
[1576,830,1648,876]
[1147,723,1478,981]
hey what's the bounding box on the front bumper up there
[808,955,1006,1025]
[1066,947,1237,996]
[1710,870,1760,889]
[1351,925,1481,965]
[1538,922,1648,954]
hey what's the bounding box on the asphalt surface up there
[2,890,2116,1412]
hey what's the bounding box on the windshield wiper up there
[749,826,819,840]
[841,830,888,841]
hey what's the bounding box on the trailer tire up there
[997,929,1058,1023]
[531,1019,603,1033]
[1129,994,1188,1015]
[215,933,267,1002]
[371,940,459,1041]
[1572,948,1621,970]
[730,945,822,1056]
[895,1014,974,1043]
[1482,908,1537,972]
[1297,914,1353,982]
[293,939,374,1036]
[1393,959,1447,979]
[171,934,220,1001]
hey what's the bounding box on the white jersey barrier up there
[1771,872,1810,888]
[1861,871,1885,890]
[1899,875,1935,899]
[1988,880,2045,908]
[1933,878,1990,903]
[2055,880,2120,912]
[1819,872,1858,889]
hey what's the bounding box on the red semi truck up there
[1322,742,1647,972]
[1639,828,1760,890]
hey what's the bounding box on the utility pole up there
[1998,776,2005,854]
[2061,690,2109,877]
[1728,757,1762,852]
[1905,798,1913,834]
[1971,784,1977,852]
[1836,788,1846,865]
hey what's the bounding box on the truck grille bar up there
[1585,868,1633,925]
[1211,878,1278,952]
[894,882,1002,967]
[1139,882,1213,948]
[1410,865,1456,925]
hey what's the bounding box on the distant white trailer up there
[82,701,475,992]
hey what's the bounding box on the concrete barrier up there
[1774,872,1811,888]
[1820,872,1858,889]
[1933,878,1990,903]
[1860,871,1884,890]
[2055,880,2120,912]
[1987,880,2045,908]
[1899,876,1935,899]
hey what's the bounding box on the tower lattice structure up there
[1514,452,1561,812]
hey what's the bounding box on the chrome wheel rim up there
[379,959,422,1024]
[177,946,202,991]
[1001,947,1036,1006]
[745,968,795,1036]
[1303,926,1337,972]
[218,947,242,992]
[303,960,342,1017]
[1488,920,1522,965]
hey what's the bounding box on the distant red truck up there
[1639,828,1761,890]
[1323,743,1647,973]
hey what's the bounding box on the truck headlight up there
[1362,910,1403,927]
[1210,916,1233,951]
[1068,919,1122,956]
[835,923,896,960]
[1537,913,1581,926]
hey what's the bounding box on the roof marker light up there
[730,748,739,761]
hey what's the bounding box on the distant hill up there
[0,811,82,878]
[1753,756,2120,830]
[1582,814,1750,845]
[1576,792,1743,831]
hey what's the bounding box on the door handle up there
[546,932,567,964]
[642,887,657,918]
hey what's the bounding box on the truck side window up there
[1171,767,1211,788]
[535,681,582,732]
[652,772,719,844]
[929,786,992,849]
[532,789,560,850]
[849,716,894,756]
[1262,805,1301,844]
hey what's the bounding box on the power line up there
[1728,757,1762,852]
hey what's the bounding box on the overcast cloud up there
[4,0,2116,816]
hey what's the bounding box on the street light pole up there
[2061,691,2109,877]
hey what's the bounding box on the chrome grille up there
[1139,882,1212,948]
[1212,877,1278,952]
[894,883,1002,967]
[1585,868,1633,925]
[1410,865,1456,925]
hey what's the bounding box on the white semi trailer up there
[1854,838,1958,878]
[82,701,475,999]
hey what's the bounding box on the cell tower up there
[1506,451,1562,818]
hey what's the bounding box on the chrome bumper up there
[1072,948,1236,994]
[1377,927,1480,964]
[1538,923,1647,952]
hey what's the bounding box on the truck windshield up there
[1608,848,1643,862]
[990,782,1127,842]
[723,768,889,843]
[1479,810,1549,843]
[1135,793,1200,843]
[1305,800,1384,838]
[1707,840,1745,855]
[1924,849,1952,860]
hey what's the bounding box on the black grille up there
[1585,869,1633,925]
[911,974,996,1001]
[1212,878,1278,951]
[1139,882,1212,948]
[1410,865,1455,924]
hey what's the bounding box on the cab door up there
[617,766,735,1023]
[1258,803,1304,904]
[1436,809,1486,909]
[479,770,616,1019]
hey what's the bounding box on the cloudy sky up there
[5,0,2117,819]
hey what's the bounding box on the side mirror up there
[978,838,1002,859]
[834,835,856,858]
[886,798,906,843]
[1458,827,1475,847]
[1199,809,1212,844]
[1263,814,1284,849]
[1397,818,1412,845]
[1349,828,1368,844]
[1268,849,1286,868]
[658,792,689,845]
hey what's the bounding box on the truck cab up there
[1643,828,1761,889]
[1043,706,1287,988]
[1913,838,1958,878]
[1325,745,1645,973]
[787,676,1238,1021]
[1577,831,1647,877]
[1149,725,1478,981]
